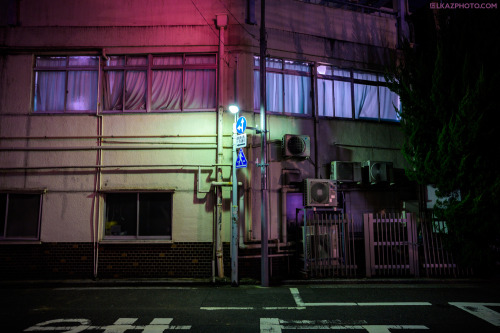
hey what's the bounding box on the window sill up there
[0,240,42,245]
[99,239,173,244]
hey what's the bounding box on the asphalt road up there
[1,282,499,332]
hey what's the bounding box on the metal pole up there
[259,0,269,287]
[231,114,239,286]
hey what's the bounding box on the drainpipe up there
[216,14,228,279]
[93,115,102,279]
[313,65,320,178]
[259,0,269,287]
[92,53,105,280]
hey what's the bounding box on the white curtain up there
[266,72,283,113]
[317,78,351,118]
[34,71,65,111]
[317,78,333,117]
[152,70,182,110]
[67,71,98,111]
[334,80,352,118]
[35,56,98,112]
[151,56,182,110]
[285,74,311,114]
[379,86,400,121]
[184,55,216,109]
[125,71,146,110]
[103,71,124,110]
[253,71,283,113]
[354,83,378,119]
[184,69,216,109]
[354,72,378,119]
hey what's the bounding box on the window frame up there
[102,53,217,113]
[33,55,100,114]
[316,65,401,122]
[32,53,218,114]
[102,190,174,242]
[253,56,313,117]
[0,191,43,241]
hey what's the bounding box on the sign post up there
[231,114,247,287]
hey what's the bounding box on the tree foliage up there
[387,7,500,273]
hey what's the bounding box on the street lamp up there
[228,105,239,114]
[229,104,239,287]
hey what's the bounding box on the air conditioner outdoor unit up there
[362,161,394,184]
[282,134,310,158]
[303,178,337,207]
[303,225,339,264]
[330,161,362,183]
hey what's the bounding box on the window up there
[104,192,173,240]
[33,53,217,113]
[254,56,312,115]
[34,56,99,112]
[0,192,42,240]
[103,54,216,112]
[317,65,400,122]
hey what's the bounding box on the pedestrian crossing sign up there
[236,148,247,169]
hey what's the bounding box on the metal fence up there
[301,211,357,278]
[363,213,419,277]
[299,211,474,279]
[420,219,473,277]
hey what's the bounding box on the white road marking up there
[55,287,195,291]
[357,302,432,306]
[24,318,191,332]
[289,287,305,306]
[260,318,428,332]
[24,319,91,332]
[200,307,254,310]
[289,288,431,307]
[450,302,500,327]
[262,307,306,310]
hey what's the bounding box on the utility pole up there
[231,113,238,286]
[259,0,269,287]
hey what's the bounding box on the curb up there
[2,277,498,288]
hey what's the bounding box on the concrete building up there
[0,0,416,281]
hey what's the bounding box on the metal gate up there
[421,219,473,277]
[301,211,357,277]
[364,213,419,277]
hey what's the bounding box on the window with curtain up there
[0,192,42,240]
[254,56,312,115]
[34,56,99,112]
[103,54,216,112]
[317,65,400,122]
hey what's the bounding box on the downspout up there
[216,14,228,279]
[93,52,105,279]
[313,64,320,178]
[93,115,102,279]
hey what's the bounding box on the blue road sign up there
[236,116,247,134]
[235,148,247,169]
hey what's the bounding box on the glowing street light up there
[228,104,239,114]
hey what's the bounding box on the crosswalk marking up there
[450,302,500,327]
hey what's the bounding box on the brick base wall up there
[0,242,226,280]
[0,243,94,280]
[97,242,214,279]
[0,242,295,281]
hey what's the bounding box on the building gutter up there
[215,14,228,281]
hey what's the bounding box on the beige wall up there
[0,0,406,245]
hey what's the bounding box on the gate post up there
[363,213,374,277]
[407,213,420,277]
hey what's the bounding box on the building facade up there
[0,0,416,281]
